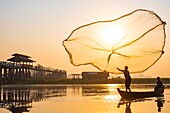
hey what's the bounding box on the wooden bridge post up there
[18,68,22,79]
[11,68,14,80]
[0,66,2,83]
[22,68,26,79]
[3,87,7,101]
[28,69,31,78]
[21,68,25,79]
[15,68,19,79]
[25,68,28,78]
[4,67,7,83]
[15,89,18,101]
[0,87,1,101]
[8,67,14,80]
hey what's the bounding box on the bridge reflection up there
[0,86,67,113]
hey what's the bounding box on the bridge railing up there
[0,61,66,73]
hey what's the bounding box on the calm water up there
[0,84,170,113]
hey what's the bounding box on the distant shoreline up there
[1,78,170,84]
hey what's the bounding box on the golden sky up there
[0,0,170,77]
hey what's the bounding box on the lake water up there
[0,84,170,113]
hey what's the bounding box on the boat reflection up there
[0,86,67,113]
[117,97,165,113]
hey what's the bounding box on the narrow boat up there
[117,87,164,99]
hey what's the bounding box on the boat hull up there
[117,88,164,99]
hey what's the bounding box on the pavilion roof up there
[7,53,35,62]
[12,53,31,58]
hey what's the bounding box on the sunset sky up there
[1,0,170,77]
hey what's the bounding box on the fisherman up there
[117,66,131,92]
[155,77,164,92]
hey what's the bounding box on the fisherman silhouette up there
[117,66,131,92]
[154,77,164,92]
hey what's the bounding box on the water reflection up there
[82,86,110,96]
[0,84,169,113]
[117,97,165,113]
[156,97,165,112]
[0,87,32,113]
[0,86,66,113]
[126,102,132,113]
[7,106,31,113]
[117,99,148,113]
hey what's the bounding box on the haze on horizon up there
[0,0,170,77]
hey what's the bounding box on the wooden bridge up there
[0,53,67,83]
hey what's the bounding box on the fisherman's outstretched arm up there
[117,68,123,72]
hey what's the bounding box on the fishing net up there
[63,9,166,74]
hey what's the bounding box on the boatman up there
[155,77,164,92]
[117,66,131,92]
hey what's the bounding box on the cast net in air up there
[63,9,166,74]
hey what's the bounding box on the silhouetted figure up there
[117,100,132,113]
[154,77,164,92]
[126,102,132,113]
[117,66,131,92]
[157,77,163,87]
[155,98,164,112]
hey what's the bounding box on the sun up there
[100,24,125,47]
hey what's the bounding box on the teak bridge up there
[0,53,67,83]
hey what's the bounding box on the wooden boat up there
[117,87,164,99]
